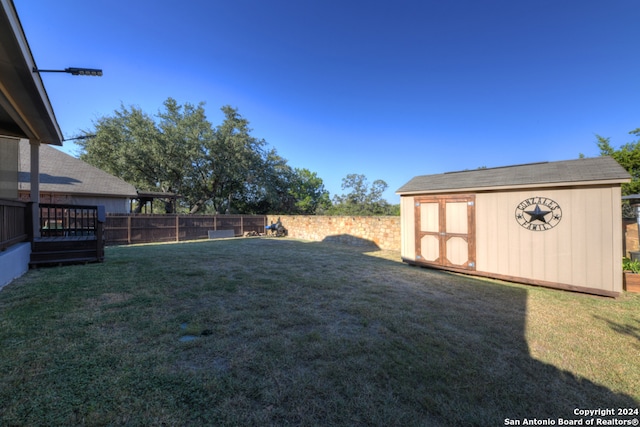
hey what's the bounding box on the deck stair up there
[29,203,105,267]
[30,236,103,266]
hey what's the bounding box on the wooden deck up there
[31,236,104,267]
[30,203,105,267]
[33,235,97,242]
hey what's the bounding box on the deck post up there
[97,206,105,261]
[29,140,40,238]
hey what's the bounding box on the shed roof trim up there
[396,157,631,195]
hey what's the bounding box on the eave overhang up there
[0,0,62,145]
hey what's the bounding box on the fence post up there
[127,215,131,245]
[176,215,180,242]
[241,215,244,236]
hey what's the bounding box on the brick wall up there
[266,215,401,251]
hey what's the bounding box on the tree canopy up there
[596,128,640,195]
[326,174,399,216]
[78,98,329,214]
[78,98,400,216]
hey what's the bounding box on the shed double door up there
[415,195,476,271]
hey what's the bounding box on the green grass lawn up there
[1,238,638,426]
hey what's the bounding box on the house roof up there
[18,140,138,197]
[0,0,62,145]
[396,157,631,195]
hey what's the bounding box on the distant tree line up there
[594,128,640,196]
[78,98,399,215]
[324,174,399,216]
[583,128,640,219]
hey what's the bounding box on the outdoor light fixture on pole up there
[32,67,103,76]
[63,134,96,142]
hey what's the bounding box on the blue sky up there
[15,1,640,203]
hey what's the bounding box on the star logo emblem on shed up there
[515,197,562,231]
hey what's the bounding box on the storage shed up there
[396,157,631,297]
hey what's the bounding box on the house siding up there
[19,192,130,214]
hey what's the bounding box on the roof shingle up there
[396,157,630,195]
[18,141,137,197]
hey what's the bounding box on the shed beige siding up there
[400,195,416,259]
[475,186,623,294]
[400,185,624,295]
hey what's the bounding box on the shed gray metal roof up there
[396,157,630,195]
[18,140,138,197]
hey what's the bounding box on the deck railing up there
[38,203,105,238]
[0,199,28,251]
[31,204,106,264]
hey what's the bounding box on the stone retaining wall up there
[267,215,633,256]
[266,215,400,250]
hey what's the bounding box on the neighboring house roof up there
[18,140,137,197]
[396,157,631,195]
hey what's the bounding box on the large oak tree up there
[78,98,329,214]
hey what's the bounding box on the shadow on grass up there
[321,233,380,249]
[1,237,637,426]
[256,239,639,424]
[594,315,640,348]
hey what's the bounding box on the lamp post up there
[32,67,102,76]
[63,134,96,142]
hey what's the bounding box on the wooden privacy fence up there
[105,214,268,245]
